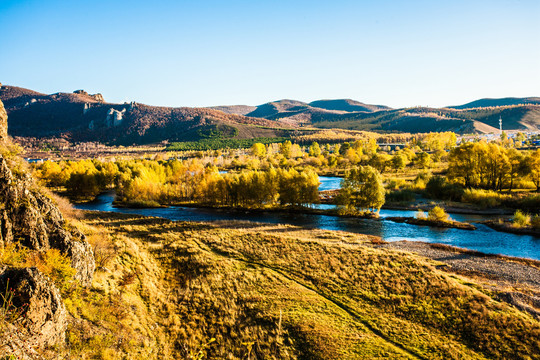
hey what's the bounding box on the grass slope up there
[60,212,540,359]
[0,85,292,145]
[449,97,540,109]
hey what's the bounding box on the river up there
[75,180,540,261]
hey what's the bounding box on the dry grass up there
[53,211,540,360]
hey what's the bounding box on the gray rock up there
[0,267,67,348]
[0,99,95,285]
[0,157,95,285]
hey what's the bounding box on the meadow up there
[35,211,539,359]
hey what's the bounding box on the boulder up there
[0,267,67,348]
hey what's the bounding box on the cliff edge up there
[0,98,95,357]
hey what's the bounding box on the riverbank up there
[383,240,540,317]
[385,216,476,230]
[75,192,540,260]
[383,202,513,215]
[483,220,540,237]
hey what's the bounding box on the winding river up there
[75,177,540,260]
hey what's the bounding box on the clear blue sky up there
[1,0,539,108]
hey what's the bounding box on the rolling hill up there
[1,84,539,145]
[312,105,540,133]
[448,97,540,109]
[214,97,540,134]
[0,85,294,145]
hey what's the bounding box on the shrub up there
[386,189,416,202]
[415,210,427,219]
[461,189,509,208]
[428,206,450,222]
[26,249,76,291]
[516,193,540,212]
[425,176,464,201]
[532,215,540,229]
[0,243,27,267]
[512,210,531,228]
[413,171,432,190]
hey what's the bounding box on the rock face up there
[0,156,95,285]
[0,98,95,351]
[0,267,67,348]
[0,98,7,141]
[0,99,95,285]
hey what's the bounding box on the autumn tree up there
[338,165,385,212]
[251,143,266,158]
[309,142,321,157]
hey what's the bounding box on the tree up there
[280,140,292,159]
[391,154,406,171]
[251,143,266,158]
[415,152,432,169]
[528,149,540,191]
[338,166,385,212]
[309,142,321,157]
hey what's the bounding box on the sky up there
[1,0,539,109]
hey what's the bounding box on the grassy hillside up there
[314,106,540,133]
[2,84,539,140]
[56,211,540,359]
[449,97,540,109]
[309,99,390,112]
[0,85,293,145]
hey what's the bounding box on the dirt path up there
[191,237,425,360]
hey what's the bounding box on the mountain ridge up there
[1,84,539,144]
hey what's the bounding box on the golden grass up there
[56,212,540,359]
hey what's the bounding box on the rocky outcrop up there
[0,267,67,348]
[0,99,95,286]
[0,98,95,353]
[73,90,104,102]
[106,108,125,127]
[0,97,7,141]
[0,156,95,285]
[91,93,104,102]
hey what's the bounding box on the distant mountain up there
[0,85,293,145]
[313,105,540,133]
[449,97,540,109]
[1,84,539,142]
[212,99,391,126]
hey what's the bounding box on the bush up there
[386,189,416,203]
[26,249,76,291]
[385,178,407,190]
[413,171,432,190]
[428,206,450,222]
[425,176,464,201]
[0,243,27,267]
[461,189,510,208]
[516,193,540,212]
[512,210,531,228]
[532,215,540,229]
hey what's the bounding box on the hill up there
[0,85,294,145]
[2,84,540,142]
[309,99,390,112]
[210,99,390,127]
[312,105,540,133]
[449,97,540,109]
[214,98,540,134]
